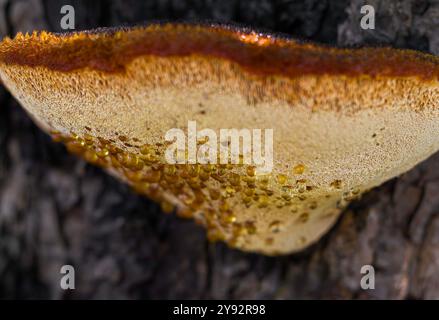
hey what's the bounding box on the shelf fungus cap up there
[0,23,438,255]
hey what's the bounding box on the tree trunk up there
[0,0,438,299]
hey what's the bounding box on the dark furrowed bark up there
[0,0,438,299]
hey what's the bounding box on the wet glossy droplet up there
[293,164,305,174]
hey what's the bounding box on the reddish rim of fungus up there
[0,22,438,80]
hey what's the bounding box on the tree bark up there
[0,0,438,299]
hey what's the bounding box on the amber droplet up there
[140,144,153,155]
[219,201,230,212]
[277,174,287,185]
[132,181,150,194]
[52,135,65,143]
[245,221,257,235]
[66,141,85,155]
[177,207,194,219]
[70,132,80,141]
[84,133,93,141]
[217,167,226,176]
[242,196,252,205]
[229,173,241,186]
[257,175,269,185]
[207,229,225,243]
[258,195,269,208]
[221,213,237,224]
[124,170,144,182]
[199,171,210,181]
[160,201,174,213]
[108,144,122,154]
[209,188,221,200]
[225,186,236,195]
[202,164,215,173]
[188,164,200,177]
[50,130,63,142]
[96,148,109,158]
[211,173,225,183]
[163,165,176,176]
[143,169,161,183]
[246,166,256,177]
[110,155,121,168]
[293,164,305,174]
[84,149,98,163]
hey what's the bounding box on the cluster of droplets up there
[50,129,357,249]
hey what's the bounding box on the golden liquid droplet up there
[243,196,252,205]
[258,195,269,208]
[245,222,257,235]
[217,167,226,176]
[140,144,154,155]
[84,150,98,163]
[229,173,241,186]
[293,164,305,174]
[277,174,287,185]
[246,166,256,177]
[199,171,210,181]
[209,188,221,200]
[143,169,161,183]
[219,201,230,212]
[207,229,225,242]
[96,148,109,158]
[164,165,176,176]
[188,164,200,177]
[202,164,215,173]
[221,213,237,224]
[160,201,174,213]
[225,186,236,195]
[177,207,193,219]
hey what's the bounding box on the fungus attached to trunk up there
[0,23,438,255]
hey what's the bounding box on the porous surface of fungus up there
[0,23,438,254]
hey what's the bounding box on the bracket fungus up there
[0,23,438,255]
